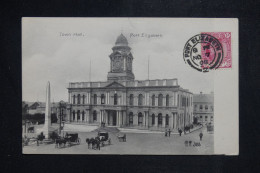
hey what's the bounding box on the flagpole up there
[148,56,150,80]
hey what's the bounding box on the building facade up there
[193,92,214,124]
[66,34,193,131]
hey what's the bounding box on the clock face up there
[114,59,123,71]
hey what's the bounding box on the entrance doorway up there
[108,110,117,126]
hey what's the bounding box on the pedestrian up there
[199,131,203,141]
[178,129,182,136]
[168,129,171,137]
[165,129,168,137]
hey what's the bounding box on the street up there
[23,126,213,155]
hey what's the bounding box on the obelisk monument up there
[43,81,51,138]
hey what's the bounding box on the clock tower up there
[107,34,135,82]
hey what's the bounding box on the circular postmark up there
[183,34,224,72]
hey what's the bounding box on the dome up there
[115,33,128,45]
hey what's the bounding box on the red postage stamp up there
[201,32,232,69]
[183,32,232,72]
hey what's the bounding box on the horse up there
[55,138,67,148]
[86,138,92,149]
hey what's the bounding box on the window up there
[114,94,118,105]
[77,110,80,121]
[211,105,214,111]
[152,95,155,106]
[205,105,208,110]
[93,110,97,121]
[205,116,208,121]
[200,105,203,110]
[82,111,85,121]
[211,116,213,121]
[129,112,133,125]
[194,105,197,110]
[73,111,75,121]
[94,94,97,104]
[82,95,85,104]
[138,112,143,125]
[200,116,202,119]
[77,94,81,104]
[138,94,143,106]
[166,114,169,126]
[129,94,134,106]
[166,95,169,107]
[158,94,163,106]
[101,94,105,104]
[158,113,162,126]
[152,114,155,125]
[73,95,76,104]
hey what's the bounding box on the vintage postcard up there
[22,18,238,155]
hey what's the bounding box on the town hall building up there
[66,34,193,132]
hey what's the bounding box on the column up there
[133,114,138,126]
[100,110,102,123]
[162,115,165,127]
[68,92,71,104]
[116,111,119,126]
[146,112,149,127]
[170,113,173,129]
[155,96,158,106]
[155,115,158,127]
[108,93,110,104]
[147,93,150,106]
[143,112,146,126]
[80,112,83,122]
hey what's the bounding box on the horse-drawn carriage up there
[85,132,111,150]
[98,132,111,147]
[117,133,126,142]
[55,133,81,148]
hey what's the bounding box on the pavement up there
[23,126,213,155]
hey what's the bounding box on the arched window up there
[158,94,163,106]
[200,105,203,110]
[166,95,169,107]
[114,94,118,105]
[93,110,97,121]
[158,113,162,126]
[73,95,76,104]
[94,94,97,104]
[152,114,155,125]
[129,112,133,125]
[101,94,105,104]
[129,94,134,106]
[166,114,169,126]
[138,112,143,126]
[138,94,143,106]
[77,94,81,104]
[82,111,85,121]
[77,110,80,121]
[205,105,208,110]
[152,95,155,106]
[82,95,85,104]
[73,110,75,121]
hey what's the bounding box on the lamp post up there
[59,101,66,136]
[62,121,65,138]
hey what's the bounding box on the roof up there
[115,33,128,45]
[193,93,214,103]
[68,79,180,88]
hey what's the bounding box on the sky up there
[22,18,219,102]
